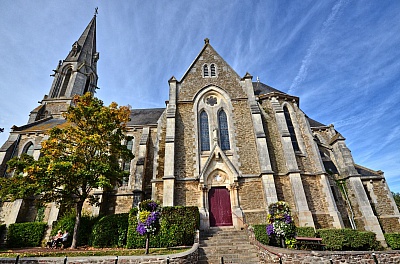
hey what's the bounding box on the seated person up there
[51,230,63,248]
[61,230,69,248]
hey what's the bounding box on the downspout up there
[340,180,356,229]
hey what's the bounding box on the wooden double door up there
[208,187,233,226]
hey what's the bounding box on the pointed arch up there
[210,64,216,77]
[218,109,230,150]
[23,142,34,156]
[203,64,209,77]
[200,110,210,151]
[283,105,300,152]
[59,68,72,97]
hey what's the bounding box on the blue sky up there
[0,1,399,192]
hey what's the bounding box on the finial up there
[204,38,209,44]
[257,76,260,83]
[94,7,98,16]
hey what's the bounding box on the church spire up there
[28,14,100,123]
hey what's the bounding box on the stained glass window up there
[218,110,230,150]
[200,111,210,151]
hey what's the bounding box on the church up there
[1,15,399,245]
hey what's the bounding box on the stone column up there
[242,74,277,207]
[199,185,209,230]
[348,177,386,246]
[230,182,244,229]
[271,97,315,227]
[163,77,177,206]
[4,199,23,226]
[132,127,149,206]
[319,174,344,228]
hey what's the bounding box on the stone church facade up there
[1,16,399,244]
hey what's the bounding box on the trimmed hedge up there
[296,227,316,237]
[7,222,47,248]
[51,212,99,246]
[253,225,269,245]
[317,228,380,251]
[127,206,200,249]
[91,213,129,247]
[385,233,400,249]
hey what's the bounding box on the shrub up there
[91,213,129,248]
[126,206,199,249]
[385,233,400,249]
[296,227,316,237]
[317,228,379,251]
[51,211,99,246]
[253,225,269,245]
[7,222,47,248]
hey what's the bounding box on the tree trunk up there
[145,233,150,254]
[71,200,84,249]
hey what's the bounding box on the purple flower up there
[266,224,274,236]
[283,214,292,224]
[136,222,146,235]
[148,201,158,211]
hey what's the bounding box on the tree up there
[0,93,134,248]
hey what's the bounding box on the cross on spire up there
[94,7,98,16]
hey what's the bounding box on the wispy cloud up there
[288,0,349,94]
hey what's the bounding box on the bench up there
[295,236,325,250]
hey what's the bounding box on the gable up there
[177,41,248,101]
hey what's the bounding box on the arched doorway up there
[208,187,233,226]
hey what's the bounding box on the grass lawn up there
[0,247,189,258]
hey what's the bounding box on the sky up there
[0,1,399,192]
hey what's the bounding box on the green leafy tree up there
[0,93,134,248]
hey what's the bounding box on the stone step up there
[199,228,260,264]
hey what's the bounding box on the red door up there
[208,187,233,226]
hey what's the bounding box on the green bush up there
[296,227,316,237]
[91,213,129,248]
[253,225,269,245]
[7,222,47,248]
[126,206,199,249]
[317,228,379,251]
[51,211,99,246]
[385,233,400,249]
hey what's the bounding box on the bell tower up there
[28,14,99,123]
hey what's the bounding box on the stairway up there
[198,227,260,264]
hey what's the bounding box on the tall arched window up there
[210,64,216,77]
[218,110,230,150]
[24,142,34,156]
[283,106,300,152]
[200,111,210,151]
[59,68,72,97]
[122,139,134,186]
[203,64,209,77]
[83,76,91,94]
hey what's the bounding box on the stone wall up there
[174,181,201,206]
[0,243,199,264]
[256,243,400,264]
[178,45,246,101]
[232,100,260,175]
[239,178,265,210]
[274,175,298,224]
[174,103,195,179]
[260,101,287,174]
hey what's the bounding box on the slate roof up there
[127,108,165,126]
[252,82,285,95]
[307,117,327,128]
[0,139,17,152]
[13,118,67,132]
[355,164,383,177]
